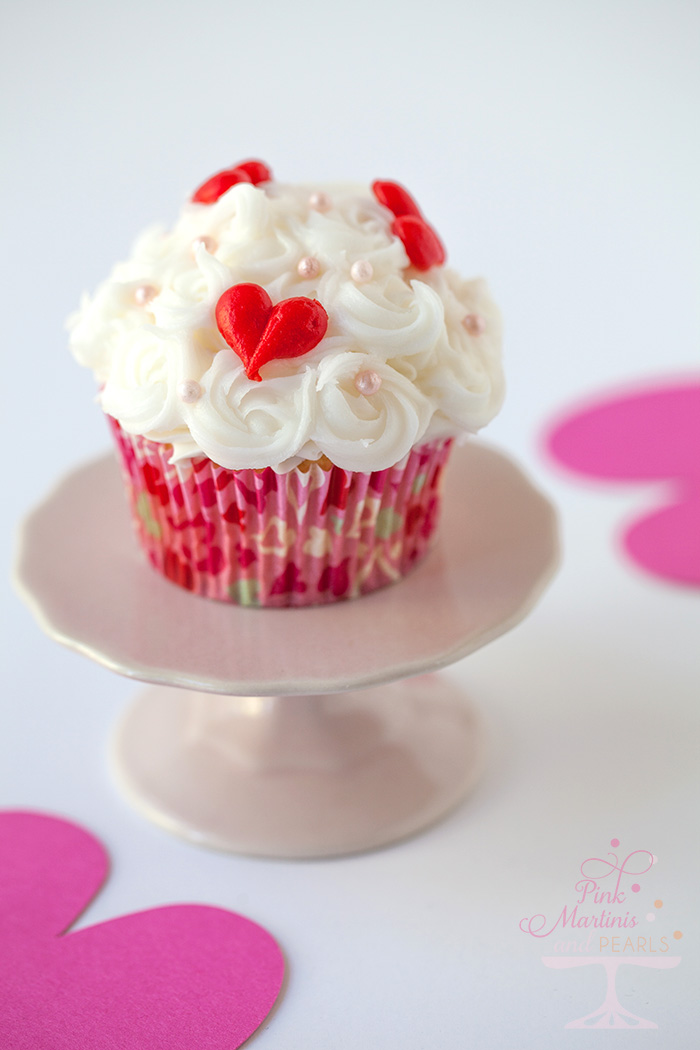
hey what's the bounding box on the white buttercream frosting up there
[69,177,504,471]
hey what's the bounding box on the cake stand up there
[15,443,558,858]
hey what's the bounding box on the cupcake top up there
[69,160,504,473]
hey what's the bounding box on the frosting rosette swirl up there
[330,275,444,364]
[69,171,504,472]
[186,349,315,470]
[313,352,431,472]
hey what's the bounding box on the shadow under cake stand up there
[16,443,558,858]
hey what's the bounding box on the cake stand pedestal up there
[16,444,558,857]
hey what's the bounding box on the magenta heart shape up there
[545,378,700,587]
[0,811,284,1049]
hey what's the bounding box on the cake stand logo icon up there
[520,839,682,1029]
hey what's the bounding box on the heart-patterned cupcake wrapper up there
[109,417,452,607]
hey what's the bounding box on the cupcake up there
[68,160,504,606]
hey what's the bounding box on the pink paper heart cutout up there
[216,283,328,381]
[0,810,284,1049]
[544,377,700,587]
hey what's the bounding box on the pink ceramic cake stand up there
[16,444,558,857]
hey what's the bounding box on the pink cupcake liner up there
[108,417,452,607]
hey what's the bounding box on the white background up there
[2,1,699,1046]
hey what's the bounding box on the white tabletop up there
[2,2,699,1046]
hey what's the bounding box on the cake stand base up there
[18,444,558,856]
[111,674,481,858]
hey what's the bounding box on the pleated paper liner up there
[109,417,452,607]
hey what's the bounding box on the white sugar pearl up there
[354,370,382,396]
[462,313,486,335]
[350,260,374,283]
[178,380,202,404]
[297,256,321,279]
[134,284,157,306]
[309,191,331,211]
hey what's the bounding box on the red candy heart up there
[192,159,272,204]
[216,283,328,382]
[391,215,446,270]
[372,180,422,219]
[372,179,446,270]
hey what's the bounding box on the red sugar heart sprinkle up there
[216,283,328,382]
[192,159,273,204]
[392,214,446,270]
[234,159,273,184]
[371,179,446,270]
[372,180,422,219]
